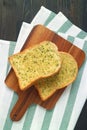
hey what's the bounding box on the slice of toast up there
[35,52,78,101]
[9,41,62,90]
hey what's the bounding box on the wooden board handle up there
[10,87,34,121]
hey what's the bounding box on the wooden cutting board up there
[5,25,85,121]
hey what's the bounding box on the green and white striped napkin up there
[0,6,87,130]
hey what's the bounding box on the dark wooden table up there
[0,0,87,41]
[0,0,87,129]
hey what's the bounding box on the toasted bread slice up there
[35,52,78,101]
[9,41,61,90]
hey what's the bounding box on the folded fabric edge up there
[31,6,53,25]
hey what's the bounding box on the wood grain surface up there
[0,0,87,41]
[5,25,85,121]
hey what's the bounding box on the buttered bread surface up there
[35,52,78,101]
[9,41,61,90]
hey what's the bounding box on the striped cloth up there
[0,6,87,130]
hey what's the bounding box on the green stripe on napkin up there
[22,105,37,130]
[77,30,87,39]
[41,110,54,130]
[44,12,55,26]
[57,20,72,33]
[67,35,75,43]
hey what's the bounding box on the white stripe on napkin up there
[67,42,87,130]
[84,36,87,41]
[30,106,46,130]
[15,23,33,53]
[47,12,67,32]
[31,6,51,25]
[11,112,27,130]
[66,25,81,37]
[49,85,72,130]
[0,43,13,130]
[0,43,9,82]
[0,43,10,98]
